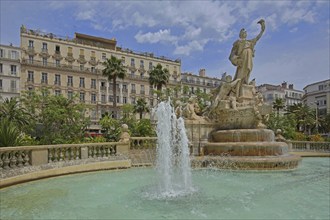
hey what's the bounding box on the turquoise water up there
[1,158,329,219]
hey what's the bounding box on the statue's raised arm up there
[252,19,266,44]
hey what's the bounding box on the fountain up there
[151,100,194,198]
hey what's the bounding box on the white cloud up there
[174,40,207,56]
[135,29,178,44]
[75,10,95,21]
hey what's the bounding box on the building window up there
[0,63,2,73]
[101,94,106,103]
[80,92,85,102]
[80,77,85,88]
[55,90,61,96]
[41,72,48,84]
[319,85,324,91]
[10,80,16,92]
[117,96,120,103]
[55,74,61,85]
[123,97,127,104]
[55,60,60,67]
[0,79,2,90]
[131,58,135,67]
[149,62,153,70]
[42,58,47,66]
[123,84,127,92]
[91,93,96,103]
[28,40,34,48]
[131,97,136,104]
[91,67,95,73]
[28,71,34,82]
[42,43,47,52]
[141,85,145,94]
[101,81,106,90]
[131,84,136,93]
[67,76,73,86]
[10,65,16,75]
[108,95,113,102]
[0,49,3,58]
[91,79,96,89]
[121,56,125,63]
[102,53,106,60]
[29,55,34,64]
[140,60,144,68]
[11,51,18,59]
[68,91,73,99]
[80,64,84,71]
[55,45,60,53]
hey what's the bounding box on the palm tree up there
[102,56,126,118]
[148,64,170,99]
[0,97,31,126]
[133,98,149,119]
[289,103,315,134]
[272,98,286,116]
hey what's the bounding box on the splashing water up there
[152,100,194,199]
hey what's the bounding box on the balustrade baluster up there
[53,148,58,162]
[0,153,3,169]
[64,148,69,161]
[10,152,17,168]
[88,146,93,158]
[93,147,97,158]
[96,147,100,158]
[59,148,64,161]
[70,147,74,160]
[48,149,53,162]
[17,151,24,167]
[23,150,30,166]
[3,153,10,169]
[106,147,110,157]
[76,147,80,160]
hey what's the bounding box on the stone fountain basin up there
[211,129,275,142]
[191,154,301,170]
[204,141,289,156]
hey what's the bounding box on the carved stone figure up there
[119,124,130,143]
[229,19,265,85]
[182,97,203,120]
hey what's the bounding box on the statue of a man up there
[229,19,265,85]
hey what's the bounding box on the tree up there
[288,103,315,134]
[0,97,31,127]
[102,56,126,118]
[133,98,149,119]
[0,118,22,147]
[20,90,90,144]
[99,113,121,141]
[272,98,286,116]
[148,64,170,99]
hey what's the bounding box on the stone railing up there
[287,141,330,152]
[130,137,157,150]
[0,142,129,170]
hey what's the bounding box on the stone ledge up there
[0,160,131,188]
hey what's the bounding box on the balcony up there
[54,81,61,86]
[89,57,98,66]
[21,59,101,74]
[140,90,145,95]
[67,82,73,87]
[65,53,75,62]
[78,55,87,64]
[41,79,48,85]
[131,89,136,94]
[39,48,50,58]
[26,46,36,56]
[52,51,63,60]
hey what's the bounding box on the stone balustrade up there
[0,142,129,170]
[287,141,330,152]
[1,139,329,171]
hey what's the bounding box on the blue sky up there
[1,0,329,90]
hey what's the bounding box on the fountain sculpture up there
[180,19,301,170]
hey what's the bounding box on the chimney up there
[199,69,206,77]
[289,84,293,89]
[281,81,287,88]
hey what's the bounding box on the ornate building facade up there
[0,44,21,101]
[303,79,330,116]
[20,26,181,132]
